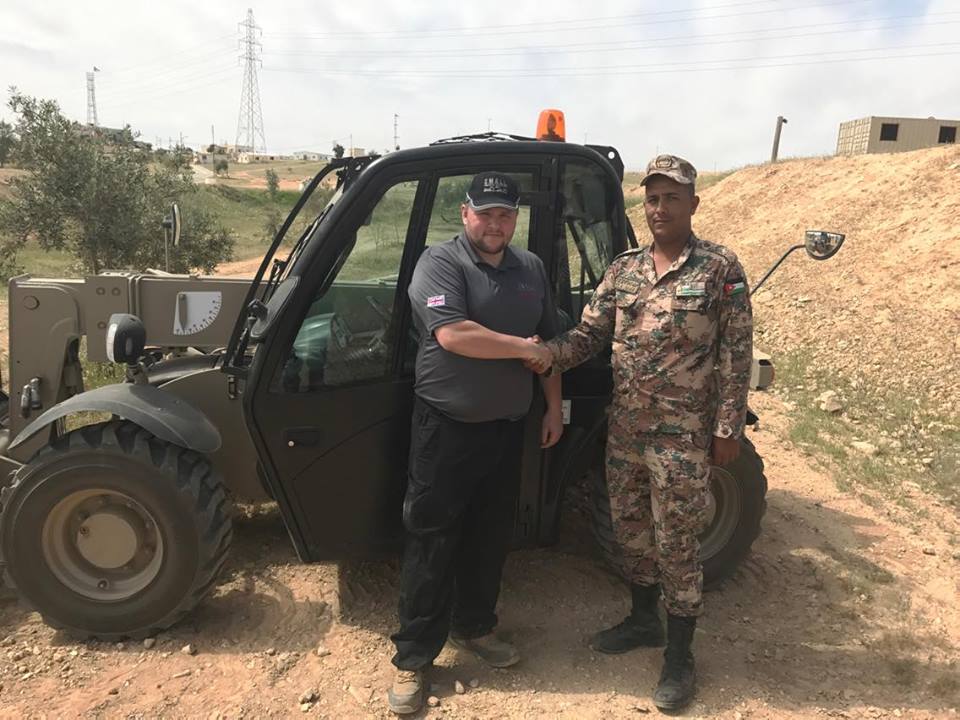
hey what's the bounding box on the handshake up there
[520,335,553,375]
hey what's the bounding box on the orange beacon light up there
[536,109,566,142]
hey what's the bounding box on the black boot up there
[653,614,697,711]
[590,584,665,654]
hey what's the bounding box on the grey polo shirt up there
[408,233,558,423]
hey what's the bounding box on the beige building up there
[836,116,959,155]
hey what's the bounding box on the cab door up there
[243,171,429,560]
[244,158,553,561]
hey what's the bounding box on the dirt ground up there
[1,391,958,719]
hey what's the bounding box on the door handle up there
[284,427,322,447]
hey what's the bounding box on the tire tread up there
[0,420,232,640]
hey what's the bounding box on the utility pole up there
[211,124,215,149]
[487,117,492,132]
[393,113,399,151]
[771,115,788,163]
[85,67,100,126]
[235,8,267,153]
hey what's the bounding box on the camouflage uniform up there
[546,233,753,616]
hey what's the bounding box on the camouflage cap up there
[639,154,698,187]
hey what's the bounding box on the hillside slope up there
[631,145,960,415]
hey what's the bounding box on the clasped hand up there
[520,335,552,374]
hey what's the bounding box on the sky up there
[1,0,957,171]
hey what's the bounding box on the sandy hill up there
[629,145,960,416]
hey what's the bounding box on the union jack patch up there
[426,294,446,307]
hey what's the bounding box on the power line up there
[101,67,237,113]
[97,45,236,94]
[97,34,236,78]
[260,13,960,61]
[98,63,237,104]
[264,0,871,40]
[268,0,869,39]
[262,44,960,79]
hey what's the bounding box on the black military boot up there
[653,613,697,711]
[590,584,665,654]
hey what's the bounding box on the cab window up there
[555,160,617,330]
[275,179,420,392]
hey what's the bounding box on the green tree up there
[265,168,280,200]
[213,158,229,176]
[262,208,282,243]
[0,91,234,276]
[0,120,16,168]
[332,142,345,159]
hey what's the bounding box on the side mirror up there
[804,230,845,260]
[106,313,147,364]
[162,203,181,247]
[751,229,845,296]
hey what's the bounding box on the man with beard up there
[388,171,559,715]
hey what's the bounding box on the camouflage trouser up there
[605,425,711,617]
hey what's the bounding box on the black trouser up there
[391,397,526,670]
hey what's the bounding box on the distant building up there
[294,151,332,162]
[237,152,292,163]
[837,116,959,155]
[193,151,227,165]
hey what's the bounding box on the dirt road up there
[1,392,957,719]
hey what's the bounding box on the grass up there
[190,184,301,262]
[771,346,960,514]
[214,159,329,187]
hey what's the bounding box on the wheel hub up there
[42,489,164,601]
[75,508,140,569]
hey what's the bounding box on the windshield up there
[223,162,347,372]
[271,183,344,292]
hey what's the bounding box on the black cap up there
[465,172,520,211]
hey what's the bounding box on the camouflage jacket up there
[546,233,753,438]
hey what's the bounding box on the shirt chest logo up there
[675,282,707,298]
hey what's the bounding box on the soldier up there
[542,154,753,710]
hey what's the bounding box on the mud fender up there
[8,383,221,454]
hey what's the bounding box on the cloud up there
[2,0,955,169]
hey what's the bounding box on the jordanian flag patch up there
[723,281,746,296]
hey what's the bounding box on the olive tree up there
[0,92,235,277]
[0,120,16,168]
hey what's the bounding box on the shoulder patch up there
[693,235,738,263]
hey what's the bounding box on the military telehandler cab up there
[0,117,844,638]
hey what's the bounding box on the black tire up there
[0,420,232,639]
[589,437,767,589]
